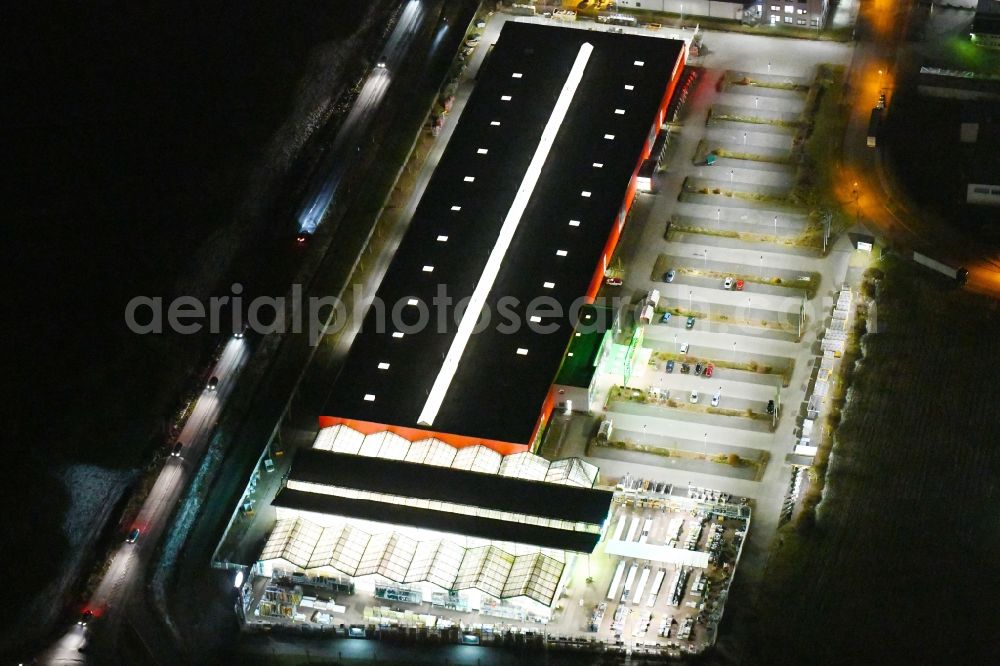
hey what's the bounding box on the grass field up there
[749,255,1000,664]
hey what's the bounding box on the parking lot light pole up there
[703,432,708,459]
[704,248,708,269]
[755,96,759,109]
[773,215,778,237]
[746,297,751,323]
[688,290,693,311]
[767,60,772,74]
[717,207,721,225]
[732,341,736,362]
[729,169,735,186]
[759,255,764,278]
[743,131,748,145]
[674,334,678,353]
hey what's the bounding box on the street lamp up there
[704,248,708,269]
[717,207,721,224]
[773,215,778,236]
[732,341,737,362]
[703,432,708,459]
[688,290,693,311]
[746,297,751,323]
[767,60,772,74]
[743,131,748,145]
[759,255,764,278]
[754,96,759,109]
[729,169,735,186]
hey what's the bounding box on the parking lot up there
[555,27,858,593]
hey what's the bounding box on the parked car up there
[680,342,690,355]
[694,363,704,376]
[723,277,734,290]
[171,441,183,457]
[686,316,696,329]
[767,399,776,414]
[735,279,744,291]
[704,363,715,378]
[711,391,721,407]
[207,376,219,391]
[475,18,487,28]
[605,276,623,286]
[78,610,93,626]
[126,528,141,544]
[666,360,675,373]
[660,312,671,324]
[689,390,699,404]
[375,60,387,69]
[680,363,691,374]
[664,270,676,283]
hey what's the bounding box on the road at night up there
[39,338,249,664]
[297,0,426,234]
[841,0,1000,297]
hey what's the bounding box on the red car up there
[605,276,623,286]
[735,279,744,291]
[704,363,715,378]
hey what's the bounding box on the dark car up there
[695,363,704,376]
[206,376,219,391]
[78,610,93,626]
[171,441,184,458]
[666,360,675,373]
[767,399,776,415]
[126,528,141,544]
[680,363,691,374]
[686,316,696,329]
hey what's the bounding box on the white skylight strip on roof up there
[614,108,625,115]
[451,205,461,211]
[477,148,488,154]
[624,84,634,90]
[501,95,512,101]
[491,121,501,126]
[512,72,523,78]
[436,235,449,242]
[416,42,595,428]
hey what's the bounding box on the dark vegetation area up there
[1,0,386,642]
[749,255,1000,664]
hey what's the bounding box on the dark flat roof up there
[273,488,601,553]
[323,22,684,444]
[289,448,614,526]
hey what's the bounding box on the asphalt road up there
[39,338,250,664]
[842,0,1000,298]
[297,0,425,234]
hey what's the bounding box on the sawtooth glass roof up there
[312,424,598,487]
[260,517,566,606]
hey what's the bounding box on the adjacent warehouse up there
[321,22,686,455]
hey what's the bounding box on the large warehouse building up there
[320,22,687,455]
[249,22,691,620]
